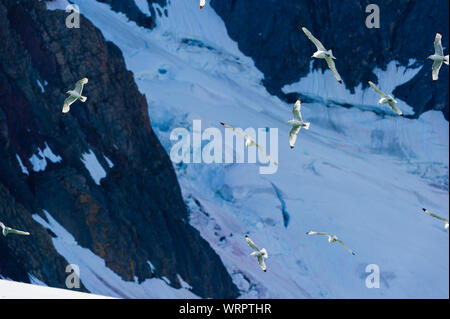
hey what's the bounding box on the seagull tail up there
[79,96,87,102]
[444,55,449,65]
[260,248,268,258]
[302,122,310,130]
[328,49,336,59]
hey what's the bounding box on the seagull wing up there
[387,100,403,116]
[306,231,331,237]
[434,33,444,56]
[245,236,260,252]
[74,78,88,95]
[336,239,355,255]
[368,81,386,97]
[289,125,301,149]
[221,122,277,165]
[62,95,78,114]
[255,142,278,166]
[0,222,5,231]
[6,228,30,236]
[220,122,251,141]
[423,209,449,223]
[432,60,443,81]
[293,100,303,121]
[257,255,267,272]
[325,56,342,83]
[301,27,326,51]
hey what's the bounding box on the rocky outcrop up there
[97,0,166,29]
[210,0,448,119]
[0,0,238,298]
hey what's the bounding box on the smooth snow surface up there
[16,154,29,175]
[135,0,151,17]
[80,149,106,185]
[28,142,62,173]
[0,279,113,299]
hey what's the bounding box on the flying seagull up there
[306,231,355,255]
[200,0,205,9]
[286,99,310,149]
[0,222,30,237]
[427,32,449,81]
[245,235,268,272]
[62,77,88,114]
[422,208,449,230]
[301,26,342,84]
[220,122,278,166]
[368,81,403,116]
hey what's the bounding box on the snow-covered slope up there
[0,279,113,299]
[46,0,448,298]
[30,210,199,299]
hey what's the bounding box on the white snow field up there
[39,0,448,298]
[0,279,113,299]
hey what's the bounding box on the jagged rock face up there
[0,0,238,298]
[210,0,449,120]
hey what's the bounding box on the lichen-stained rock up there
[0,0,238,298]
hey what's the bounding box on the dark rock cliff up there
[210,0,448,120]
[0,0,238,298]
[97,0,167,29]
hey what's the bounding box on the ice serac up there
[0,0,238,298]
[210,0,449,120]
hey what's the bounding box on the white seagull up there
[427,32,449,81]
[422,208,449,230]
[62,77,88,114]
[200,0,205,10]
[301,26,342,84]
[368,81,403,116]
[220,122,278,166]
[306,231,355,255]
[245,235,268,272]
[0,222,30,237]
[286,99,310,149]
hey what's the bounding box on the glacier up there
[43,0,449,298]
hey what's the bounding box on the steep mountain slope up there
[210,0,449,119]
[0,279,113,299]
[69,0,448,298]
[92,1,449,120]
[0,0,238,298]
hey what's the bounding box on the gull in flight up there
[422,208,449,230]
[0,222,30,237]
[245,235,268,272]
[220,122,278,166]
[62,77,88,114]
[301,26,342,84]
[306,231,355,255]
[368,81,403,116]
[286,99,310,149]
[427,32,449,81]
[200,0,205,9]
